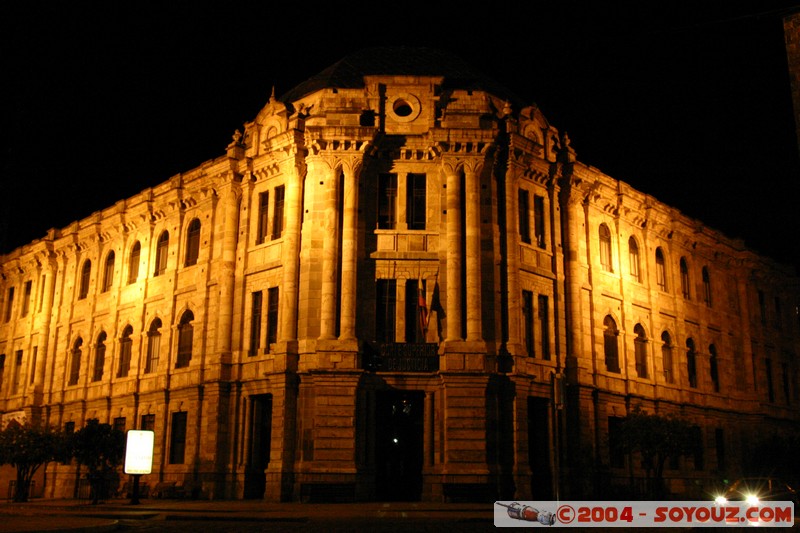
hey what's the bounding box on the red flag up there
[418,280,429,336]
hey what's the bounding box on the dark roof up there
[279,46,527,107]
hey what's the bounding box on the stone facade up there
[1,48,799,502]
[785,9,800,156]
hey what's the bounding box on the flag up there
[418,278,429,337]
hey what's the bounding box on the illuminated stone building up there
[0,47,798,501]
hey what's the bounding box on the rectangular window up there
[13,350,23,393]
[406,173,426,230]
[522,290,534,357]
[29,346,37,385]
[375,279,396,342]
[21,281,31,317]
[4,287,14,322]
[169,412,188,464]
[774,297,782,330]
[782,362,790,405]
[0,354,5,393]
[266,287,279,347]
[249,291,262,356]
[271,186,285,240]
[758,290,767,325]
[533,195,545,249]
[404,280,426,343]
[518,188,531,244]
[377,173,397,229]
[715,428,725,471]
[257,191,269,244]
[113,417,126,434]
[608,417,625,468]
[692,426,704,471]
[766,358,774,402]
[538,295,550,360]
[144,332,160,374]
[141,414,156,431]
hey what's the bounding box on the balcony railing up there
[363,342,439,372]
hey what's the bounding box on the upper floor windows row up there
[518,188,546,249]
[597,224,714,306]
[72,218,203,301]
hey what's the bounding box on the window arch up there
[655,247,667,292]
[144,318,162,374]
[69,337,83,386]
[78,260,91,299]
[154,231,169,276]
[184,218,201,267]
[680,257,690,299]
[687,338,697,388]
[176,310,194,368]
[661,331,674,384]
[628,237,641,282]
[128,241,141,284]
[702,267,712,307]
[117,325,133,378]
[599,224,613,272]
[93,332,107,382]
[634,324,648,378]
[709,343,719,392]
[102,252,115,293]
[603,315,620,373]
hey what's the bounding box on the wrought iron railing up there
[363,342,439,372]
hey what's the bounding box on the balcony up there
[363,342,439,372]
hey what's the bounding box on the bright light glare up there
[745,494,759,505]
[392,438,398,444]
[714,496,728,504]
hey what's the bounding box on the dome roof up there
[279,46,526,106]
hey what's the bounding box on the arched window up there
[687,338,697,388]
[709,344,719,392]
[117,325,133,378]
[176,311,194,368]
[144,318,162,374]
[128,241,141,284]
[102,252,115,293]
[599,224,613,272]
[93,332,107,382]
[628,237,641,282]
[634,324,648,378]
[69,337,83,385]
[603,315,620,373]
[702,267,712,307]
[655,247,667,292]
[184,218,201,267]
[78,260,91,300]
[661,332,674,384]
[680,257,690,299]
[154,231,169,276]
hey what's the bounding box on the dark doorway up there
[375,389,424,501]
[528,397,553,499]
[244,394,272,499]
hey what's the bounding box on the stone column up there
[33,255,56,393]
[319,163,339,340]
[339,163,360,340]
[279,159,305,343]
[215,180,242,360]
[505,167,522,352]
[444,164,462,341]
[464,161,483,342]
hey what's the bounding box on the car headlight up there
[745,494,759,505]
[715,496,728,505]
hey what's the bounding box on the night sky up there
[2,1,799,272]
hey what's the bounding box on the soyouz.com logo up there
[493,501,795,527]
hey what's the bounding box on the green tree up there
[71,419,125,504]
[0,420,68,502]
[618,407,695,498]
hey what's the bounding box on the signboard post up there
[124,430,154,505]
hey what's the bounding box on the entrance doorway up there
[375,389,424,501]
[528,396,553,499]
[244,394,272,499]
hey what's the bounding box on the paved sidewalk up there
[0,498,495,532]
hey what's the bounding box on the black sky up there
[2,1,799,271]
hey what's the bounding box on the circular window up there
[388,93,421,122]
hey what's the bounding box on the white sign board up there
[124,430,155,475]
